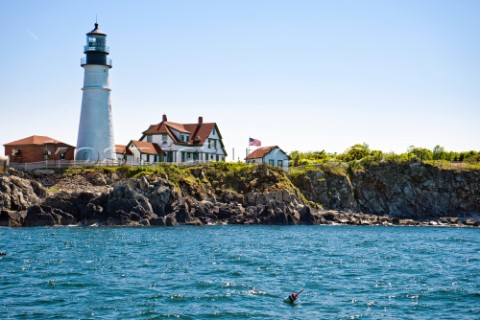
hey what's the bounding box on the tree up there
[289,151,301,167]
[411,147,433,161]
[343,143,370,162]
[432,145,445,160]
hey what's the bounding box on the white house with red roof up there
[135,114,227,163]
[115,144,134,163]
[245,146,290,171]
[126,140,164,163]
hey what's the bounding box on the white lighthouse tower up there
[76,22,115,161]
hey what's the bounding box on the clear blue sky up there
[1,0,479,160]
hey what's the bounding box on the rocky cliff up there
[1,162,479,227]
[291,161,480,221]
[0,164,316,227]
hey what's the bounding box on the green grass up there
[61,162,300,196]
[424,160,480,171]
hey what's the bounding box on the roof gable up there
[245,146,290,160]
[115,144,133,155]
[128,140,164,155]
[183,123,217,145]
[142,118,221,146]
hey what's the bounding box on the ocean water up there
[0,226,479,320]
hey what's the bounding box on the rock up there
[165,215,177,226]
[43,192,80,217]
[148,184,172,216]
[2,162,479,228]
[0,175,45,211]
[440,217,459,224]
[172,203,191,223]
[106,184,154,221]
[399,219,418,226]
[92,173,107,186]
[293,162,480,220]
[0,210,25,227]
[150,216,166,226]
[292,169,358,211]
[24,205,56,227]
[463,219,480,227]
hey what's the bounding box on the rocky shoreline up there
[1,163,479,228]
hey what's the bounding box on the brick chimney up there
[162,114,167,122]
[198,116,203,125]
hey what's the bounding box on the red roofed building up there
[3,135,75,163]
[139,114,227,163]
[245,146,290,171]
[126,140,164,163]
[115,144,134,163]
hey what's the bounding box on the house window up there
[60,153,65,160]
[269,159,274,166]
[278,160,283,168]
[214,140,217,149]
[187,152,191,159]
[147,135,152,142]
[213,128,217,136]
[208,139,211,148]
[186,135,189,142]
[162,135,167,142]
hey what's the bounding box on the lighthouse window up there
[88,37,96,46]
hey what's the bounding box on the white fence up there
[8,159,213,172]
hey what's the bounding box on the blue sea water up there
[0,226,479,319]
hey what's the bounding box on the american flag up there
[249,137,261,146]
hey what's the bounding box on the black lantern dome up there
[81,23,112,67]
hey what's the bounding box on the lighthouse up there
[76,22,115,161]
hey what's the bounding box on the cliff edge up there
[1,161,479,227]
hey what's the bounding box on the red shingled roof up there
[129,140,164,155]
[142,119,221,146]
[115,144,133,155]
[245,146,277,160]
[4,135,73,147]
